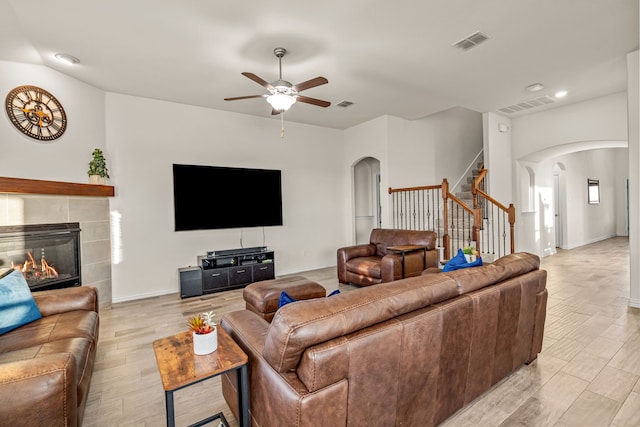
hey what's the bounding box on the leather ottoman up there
[243,276,326,322]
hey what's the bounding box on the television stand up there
[179,247,275,298]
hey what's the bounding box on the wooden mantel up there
[0,176,115,197]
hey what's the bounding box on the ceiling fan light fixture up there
[267,93,296,111]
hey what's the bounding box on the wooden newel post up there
[441,178,450,260]
[508,203,516,254]
[473,207,482,252]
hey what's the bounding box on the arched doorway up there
[353,157,381,244]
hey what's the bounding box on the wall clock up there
[5,85,67,142]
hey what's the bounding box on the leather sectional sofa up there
[0,286,99,427]
[337,228,440,286]
[221,252,547,426]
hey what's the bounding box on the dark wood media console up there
[179,247,275,298]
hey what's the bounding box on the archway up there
[353,157,381,244]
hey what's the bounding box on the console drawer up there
[252,262,275,282]
[229,266,252,286]
[202,268,229,293]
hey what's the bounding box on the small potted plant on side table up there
[463,246,479,263]
[187,311,217,355]
[88,148,110,185]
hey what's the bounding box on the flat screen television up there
[172,164,283,231]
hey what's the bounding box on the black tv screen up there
[173,164,283,231]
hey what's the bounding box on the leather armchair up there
[337,228,439,286]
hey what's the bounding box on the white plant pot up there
[89,175,106,185]
[464,254,476,263]
[192,329,217,355]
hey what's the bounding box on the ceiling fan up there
[224,47,331,115]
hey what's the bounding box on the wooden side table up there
[386,244,428,278]
[153,328,249,427]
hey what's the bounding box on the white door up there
[554,174,563,248]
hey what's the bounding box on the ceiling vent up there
[498,95,556,115]
[336,100,354,108]
[453,31,489,51]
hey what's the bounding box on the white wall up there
[0,61,106,182]
[343,110,483,235]
[105,93,345,301]
[385,107,482,191]
[508,93,630,256]
[627,49,639,307]
[430,107,483,190]
[512,150,625,255]
[344,116,391,236]
[386,115,438,188]
[615,148,629,237]
[549,149,622,249]
[483,112,513,204]
[512,92,628,160]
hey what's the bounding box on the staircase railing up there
[388,169,515,262]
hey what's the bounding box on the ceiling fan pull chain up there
[281,113,285,139]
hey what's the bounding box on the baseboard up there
[112,288,177,303]
[629,298,640,308]
[561,234,617,250]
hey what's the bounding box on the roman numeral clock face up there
[5,85,67,142]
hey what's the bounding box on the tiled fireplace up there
[0,179,113,307]
[0,223,81,291]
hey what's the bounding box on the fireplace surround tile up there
[81,221,111,242]
[0,193,112,307]
[6,194,69,224]
[69,198,110,221]
[82,240,111,264]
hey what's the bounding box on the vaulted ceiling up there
[1,0,637,129]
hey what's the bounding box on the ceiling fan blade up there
[242,72,274,90]
[224,95,266,101]
[296,95,331,108]
[292,77,328,92]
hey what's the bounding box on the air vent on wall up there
[453,31,489,51]
[498,95,556,115]
[336,100,354,108]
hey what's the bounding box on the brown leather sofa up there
[0,286,99,427]
[220,252,547,426]
[337,228,439,286]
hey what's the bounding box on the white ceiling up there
[1,0,638,129]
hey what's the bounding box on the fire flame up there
[11,252,58,280]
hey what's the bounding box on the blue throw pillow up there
[0,269,42,335]
[278,289,341,309]
[278,290,298,308]
[442,249,483,272]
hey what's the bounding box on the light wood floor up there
[83,237,640,426]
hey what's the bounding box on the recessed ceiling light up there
[54,53,80,65]
[526,83,544,92]
[555,90,568,98]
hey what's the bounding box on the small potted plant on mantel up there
[87,148,109,185]
[187,311,217,355]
